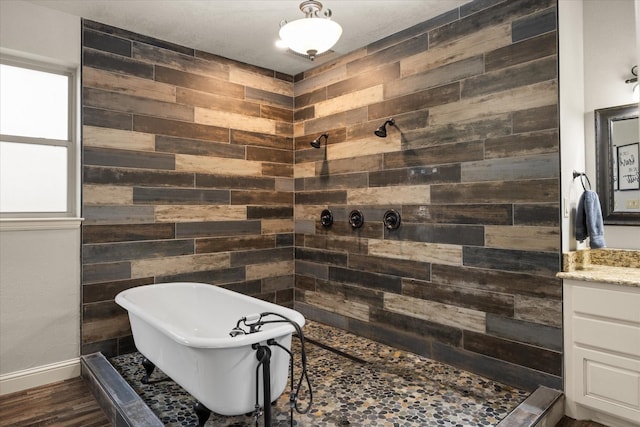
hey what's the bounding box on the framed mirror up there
[595,103,640,225]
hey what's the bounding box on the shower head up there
[310,133,329,148]
[374,118,396,138]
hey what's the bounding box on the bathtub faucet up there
[230,313,265,337]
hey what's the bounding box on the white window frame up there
[0,55,78,221]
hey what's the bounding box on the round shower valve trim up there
[349,209,364,229]
[383,209,401,230]
[320,209,333,227]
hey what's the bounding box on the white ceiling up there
[28,0,470,75]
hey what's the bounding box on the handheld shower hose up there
[230,312,313,427]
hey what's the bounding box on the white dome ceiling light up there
[278,1,342,61]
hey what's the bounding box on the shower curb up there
[81,353,163,427]
[496,385,564,427]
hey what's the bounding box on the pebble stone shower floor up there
[109,321,530,427]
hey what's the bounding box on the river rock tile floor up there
[110,321,529,426]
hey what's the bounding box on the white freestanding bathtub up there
[115,282,305,417]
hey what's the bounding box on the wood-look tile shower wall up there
[81,0,561,392]
[80,20,295,356]
[293,0,561,391]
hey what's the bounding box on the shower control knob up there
[383,209,401,230]
[349,209,364,229]
[320,209,333,227]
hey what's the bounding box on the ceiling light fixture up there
[278,1,342,61]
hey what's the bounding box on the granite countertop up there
[557,264,640,287]
[559,249,640,288]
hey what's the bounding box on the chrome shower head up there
[310,133,329,148]
[374,118,395,138]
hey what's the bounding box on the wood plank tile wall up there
[80,20,295,356]
[293,0,562,391]
[81,0,562,392]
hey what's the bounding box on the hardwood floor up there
[556,416,608,427]
[0,377,110,427]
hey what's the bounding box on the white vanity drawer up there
[572,284,640,323]
[574,316,640,357]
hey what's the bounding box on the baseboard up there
[565,402,640,427]
[0,358,81,396]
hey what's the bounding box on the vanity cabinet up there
[564,279,640,427]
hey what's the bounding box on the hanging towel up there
[575,190,606,248]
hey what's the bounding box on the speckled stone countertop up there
[558,249,640,288]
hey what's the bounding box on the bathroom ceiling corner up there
[27,0,470,75]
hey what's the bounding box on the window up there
[0,58,76,217]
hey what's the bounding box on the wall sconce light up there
[625,65,639,102]
[310,133,329,148]
[374,118,396,138]
[278,1,342,61]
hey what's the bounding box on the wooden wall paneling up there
[348,254,430,280]
[369,163,461,187]
[81,19,295,355]
[511,6,557,42]
[400,24,512,78]
[514,203,560,226]
[83,126,156,151]
[385,223,485,246]
[431,341,561,391]
[83,184,133,205]
[157,267,246,285]
[462,246,560,277]
[83,147,175,170]
[82,262,131,285]
[430,264,562,299]
[460,56,557,99]
[82,223,175,244]
[130,253,230,278]
[83,277,154,304]
[368,239,463,266]
[83,239,195,264]
[460,152,559,182]
[83,87,193,121]
[347,33,429,77]
[484,130,559,159]
[292,0,561,391]
[486,314,562,352]
[80,0,563,391]
[401,116,512,149]
[84,166,195,187]
[157,136,244,158]
[401,278,514,316]
[428,0,554,48]
[485,31,557,72]
[83,67,177,102]
[83,28,132,56]
[402,204,513,225]
[385,55,483,100]
[327,63,399,100]
[83,49,154,79]
[83,107,132,130]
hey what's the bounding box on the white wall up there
[0,1,82,394]
[583,0,639,250]
[559,0,639,252]
[558,0,586,253]
[0,226,81,387]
